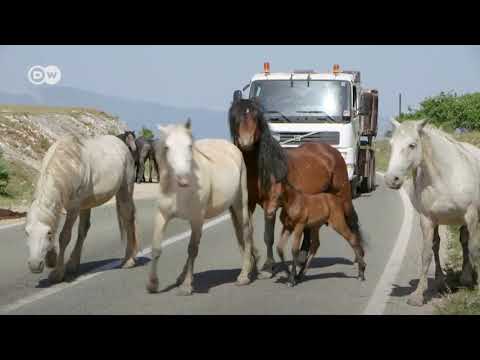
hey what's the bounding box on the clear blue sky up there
[1,45,480,118]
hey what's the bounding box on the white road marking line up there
[0,221,26,230]
[362,171,415,315]
[0,213,231,314]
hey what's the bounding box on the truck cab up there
[234,63,378,196]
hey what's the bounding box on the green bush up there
[0,151,9,195]
[140,126,154,140]
[398,91,480,131]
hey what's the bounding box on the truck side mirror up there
[233,90,243,102]
[358,92,373,116]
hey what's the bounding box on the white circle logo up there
[27,65,62,85]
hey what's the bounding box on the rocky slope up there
[0,105,128,214]
[0,105,127,171]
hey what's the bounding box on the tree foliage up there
[140,126,154,140]
[398,91,480,131]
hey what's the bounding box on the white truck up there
[233,62,378,196]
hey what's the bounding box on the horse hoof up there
[176,286,193,296]
[358,273,366,281]
[121,258,136,269]
[236,276,251,286]
[45,250,57,268]
[261,261,275,273]
[146,278,159,294]
[256,270,273,280]
[407,294,424,307]
[65,260,79,274]
[48,269,65,284]
[459,272,474,288]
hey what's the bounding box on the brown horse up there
[228,98,356,276]
[266,181,366,286]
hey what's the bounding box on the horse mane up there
[228,99,288,194]
[33,134,85,227]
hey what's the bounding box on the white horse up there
[26,134,138,284]
[146,120,258,296]
[385,119,480,306]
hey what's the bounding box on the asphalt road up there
[0,175,437,315]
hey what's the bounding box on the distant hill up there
[0,86,230,140]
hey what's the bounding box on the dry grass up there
[375,139,390,172]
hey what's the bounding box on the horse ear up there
[390,118,401,129]
[185,118,192,130]
[417,119,429,133]
[157,125,167,138]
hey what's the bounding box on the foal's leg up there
[262,212,276,274]
[459,225,474,287]
[48,209,79,284]
[176,219,203,296]
[432,226,446,291]
[66,208,91,274]
[288,224,305,287]
[407,215,435,307]
[276,226,291,276]
[329,210,366,281]
[297,226,321,281]
[146,210,170,293]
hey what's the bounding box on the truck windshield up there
[250,80,351,122]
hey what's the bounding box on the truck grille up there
[279,131,340,146]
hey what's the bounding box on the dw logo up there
[27,65,62,85]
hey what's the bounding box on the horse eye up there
[409,143,416,149]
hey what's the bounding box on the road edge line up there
[362,171,415,315]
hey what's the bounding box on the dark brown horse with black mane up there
[228,98,363,281]
[117,130,137,154]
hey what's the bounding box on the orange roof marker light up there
[333,64,341,75]
[264,62,270,74]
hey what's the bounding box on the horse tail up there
[115,199,126,244]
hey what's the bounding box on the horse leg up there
[136,149,147,183]
[276,226,291,276]
[117,186,138,269]
[329,211,366,281]
[146,210,170,293]
[148,156,153,183]
[432,226,446,291]
[465,206,480,295]
[176,220,203,296]
[229,206,256,285]
[66,208,91,274]
[297,226,321,281]
[288,224,304,287]
[459,225,474,287]
[48,209,79,284]
[299,228,311,267]
[261,212,276,274]
[407,215,435,306]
